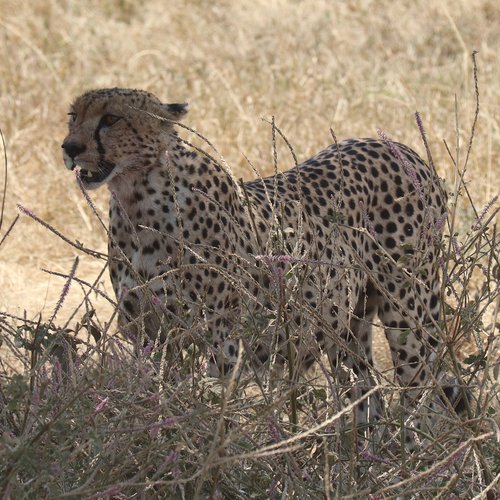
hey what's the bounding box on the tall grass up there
[0,0,498,321]
[0,0,499,497]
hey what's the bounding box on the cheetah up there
[62,88,465,441]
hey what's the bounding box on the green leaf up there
[398,329,411,345]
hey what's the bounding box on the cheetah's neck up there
[107,136,244,260]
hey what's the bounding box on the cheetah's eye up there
[99,114,122,128]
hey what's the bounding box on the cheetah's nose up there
[61,140,86,159]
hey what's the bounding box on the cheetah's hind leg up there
[327,287,384,447]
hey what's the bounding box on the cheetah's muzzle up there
[61,140,115,187]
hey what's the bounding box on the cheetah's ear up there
[158,102,189,121]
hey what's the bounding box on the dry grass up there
[0,0,498,320]
[0,0,499,497]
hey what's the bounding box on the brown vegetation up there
[0,0,498,321]
[0,1,498,497]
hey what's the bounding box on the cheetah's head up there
[62,88,188,189]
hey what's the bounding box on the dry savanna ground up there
[0,0,498,325]
[0,0,499,497]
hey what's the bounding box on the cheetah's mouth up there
[74,161,115,187]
